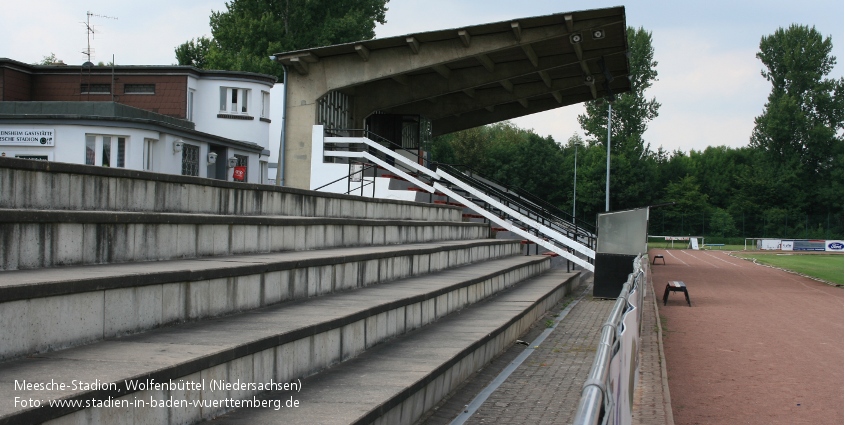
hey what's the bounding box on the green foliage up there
[751,24,844,218]
[576,27,661,212]
[175,0,389,79]
[430,122,570,211]
[708,208,737,237]
[175,37,212,69]
[35,53,58,65]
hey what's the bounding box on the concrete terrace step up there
[0,157,461,221]
[0,239,520,361]
[0,255,550,425]
[211,269,581,425]
[0,209,490,270]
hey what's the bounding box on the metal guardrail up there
[440,163,597,235]
[573,254,649,425]
[436,163,596,249]
[317,127,597,270]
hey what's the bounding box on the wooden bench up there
[652,254,665,265]
[663,280,691,306]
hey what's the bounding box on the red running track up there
[650,249,843,425]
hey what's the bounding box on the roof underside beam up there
[432,97,589,136]
[354,45,626,115]
[383,73,629,123]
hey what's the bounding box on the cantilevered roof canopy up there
[273,6,630,136]
[271,6,630,188]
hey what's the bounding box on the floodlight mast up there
[572,141,578,223]
[605,100,611,212]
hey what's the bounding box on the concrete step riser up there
[373,279,579,425]
[0,220,488,270]
[12,260,551,425]
[0,161,461,221]
[0,243,521,361]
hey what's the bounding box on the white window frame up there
[187,89,196,121]
[219,87,250,114]
[85,134,128,168]
[143,138,156,171]
[261,90,270,118]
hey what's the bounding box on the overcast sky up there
[2,0,842,160]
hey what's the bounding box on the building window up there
[143,138,156,171]
[234,154,248,181]
[81,84,111,94]
[124,84,155,94]
[259,161,268,184]
[85,134,127,167]
[220,87,250,114]
[102,137,111,166]
[85,135,96,165]
[117,138,126,167]
[181,143,200,176]
[261,91,270,119]
[188,89,195,121]
[317,90,351,131]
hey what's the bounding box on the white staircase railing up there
[316,127,595,271]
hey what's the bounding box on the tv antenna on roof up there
[82,11,117,63]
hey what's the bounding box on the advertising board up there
[825,241,845,252]
[759,239,781,250]
[793,240,826,251]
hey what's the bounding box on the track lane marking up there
[701,251,742,267]
[679,250,720,268]
[663,250,690,266]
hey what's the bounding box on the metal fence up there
[573,254,649,425]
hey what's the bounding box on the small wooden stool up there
[652,255,665,265]
[663,280,691,306]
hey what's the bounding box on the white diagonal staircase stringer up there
[436,169,595,259]
[435,182,594,271]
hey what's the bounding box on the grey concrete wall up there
[0,157,461,221]
[0,213,490,270]
[26,259,550,425]
[0,242,522,361]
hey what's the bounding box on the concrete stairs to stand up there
[0,157,586,425]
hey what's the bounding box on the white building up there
[0,58,277,183]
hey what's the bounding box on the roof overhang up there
[272,6,630,136]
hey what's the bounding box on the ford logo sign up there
[828,242,844,250]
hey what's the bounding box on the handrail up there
[437,168,595,259]
[324,128,429,166]
[438,162,596,233]
[313,163,377,192]
[572,255,648,425]
[318,128,596,268]
[435,163,596,248]
[345,179,375,196]
[435,163,590,235]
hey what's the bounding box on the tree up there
[709,208,737,238]
[577,26,661,211]
[175,37,212,69]
[176,0,389,79]
[35,53,58,65]
[750,25,844,210]
[662,175,710,236]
